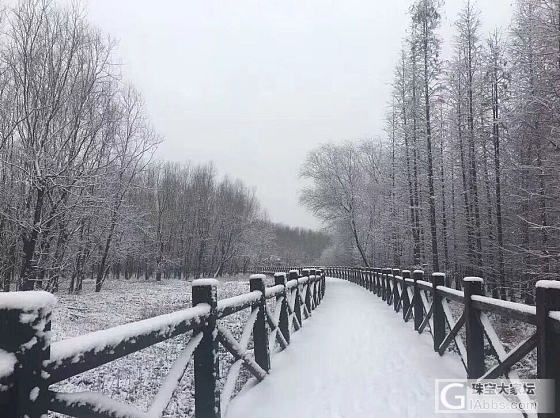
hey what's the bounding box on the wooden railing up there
[324,266,560,417]
[0,268,326,418]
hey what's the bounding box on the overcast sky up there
[77,0,513,229]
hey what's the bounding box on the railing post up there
[0,291,55,418]
[319,269,324,304]
[413,270,424,331]
[536,280,560,413]
[289,270,302,327]
[432,273,445,352]
[393,268,401,312]
[304,277,312,315]
[383,268,392,305]
[401,270,411,321]
[380,269,387,301]
[310,269,317,309]
[250,275,271,372]
[274,273,290,345]
[376,268,382,297]
[192,279,221,418]
[463,277,485,379]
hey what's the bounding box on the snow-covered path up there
[226,277,467,418]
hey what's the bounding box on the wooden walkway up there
[226,278,470,418]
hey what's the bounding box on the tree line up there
[302,0,560,301]
[0,0,328,293]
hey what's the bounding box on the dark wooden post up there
[432,273,445,352]
[401,270,411,321]
[192,279,221,418]
[380,269,387,301]
[536,280,560,414]
[304,276,312,315]
[413,270,424,331]
[321,269,326,298]
[308,269,316,310]
[289,270,302,327]
[375,268,381,297]
[320,269,325,303]
[274,273,290,345]
[383,268,391,305]
[393,269,401,311]
[0,291,55,418]
[463,277,485,379]
[250,275,271,372]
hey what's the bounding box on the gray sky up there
[79,0,512,229]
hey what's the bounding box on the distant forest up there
[303,0,560,301]
[0,1,328,293]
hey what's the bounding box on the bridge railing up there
[325,266,560,416]
[0,268,326,418]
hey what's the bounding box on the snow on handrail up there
[470,295,536,324]
[265,284,284,299]
[216,291,261,318]
[49,390,149,418]
[416,279,433,290]
[46,304,211,384]
[436,286,464,302]
[286,279,299,289]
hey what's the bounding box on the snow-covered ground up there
[226,278,518,418]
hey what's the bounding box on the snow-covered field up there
[49,275,272,417]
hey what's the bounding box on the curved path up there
[226,277,471,418]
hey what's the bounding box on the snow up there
[50,304,211,364]
[29,386,40,401]
[549,312,560,322]
[0,349,16,380]
[417,279,432,288]
[216,291,261,313]
[536,280,560,290]
[264,285,284,298]
[0,290,56,311]
[285,279,298,289]
[432,272,446,277]
[288,270,299,275]
[226,278,468,418]
[471,295,537,316]
[53,391,147,418]
[249,274,266,280]
[273,272,286,278]
[438,287,464,299]
[191,279,219,287]
[463,276,484,283]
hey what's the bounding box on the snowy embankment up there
[49,275,269,418]
[226,278,498,418]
